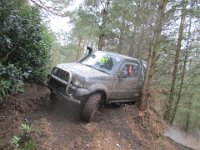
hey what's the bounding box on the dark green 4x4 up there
[47,48,146,122]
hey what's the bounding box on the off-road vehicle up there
[47,48,146,122]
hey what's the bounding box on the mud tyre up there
[81,93,102,122]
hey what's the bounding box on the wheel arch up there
[92,90,107,103]
[87,84,108,102]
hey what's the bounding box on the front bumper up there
[48,85,81,105]
[47,73,90,105]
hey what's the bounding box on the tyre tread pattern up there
[81,93,101,122]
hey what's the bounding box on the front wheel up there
[81,93,102,122]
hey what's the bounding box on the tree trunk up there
[185,97,193,132]
[170,1,191,124]
[98,28,104,51]
[128,25,137,57]
[164,0,187,122]
[140,0,168,111]
[118,33,122,54]
[140,47,153,111]
[137,24,145,58]
[98,0,110,51]
[118,18,125,54]
[76,38,82,61]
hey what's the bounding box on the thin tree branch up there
[0,42,19,64]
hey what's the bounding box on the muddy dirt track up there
[0,83,193,150]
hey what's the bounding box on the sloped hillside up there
[0,83,192,150]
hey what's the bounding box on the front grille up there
[55,69,69,81]
[49,78,66,93]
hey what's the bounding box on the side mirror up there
[119,70,128,78]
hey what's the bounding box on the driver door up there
[111,62,139,100]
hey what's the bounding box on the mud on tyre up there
[81,93,102,122]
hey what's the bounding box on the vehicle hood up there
[56,63,110,78]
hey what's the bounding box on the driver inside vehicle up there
[122,64,134,78]
[126,64,133,77]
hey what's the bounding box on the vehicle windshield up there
[80,52,122,74]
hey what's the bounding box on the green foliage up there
[11,122,36,150]
[11,136,21,148]
[0,0,52,83]
[21,123,32,134]
[0,64,24,103]
[0,80,11,102]
[0,0,53,100]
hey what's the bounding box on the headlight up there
[72,77,85,88]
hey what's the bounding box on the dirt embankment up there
[0,83,193,150]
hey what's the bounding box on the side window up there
[121,63,138,78]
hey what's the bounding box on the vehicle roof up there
[94,51,141,62]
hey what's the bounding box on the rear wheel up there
[81,93,102,122]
